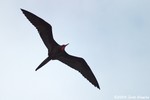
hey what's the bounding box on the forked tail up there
[35,56,51,71]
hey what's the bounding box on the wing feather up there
[21,9,59,50]
[58,51,100,89]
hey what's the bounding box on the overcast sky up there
[0,0,150,100]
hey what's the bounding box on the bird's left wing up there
[58,51,100,89]
[21,9,59,51]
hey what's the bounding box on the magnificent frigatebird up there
[21,9,100,89]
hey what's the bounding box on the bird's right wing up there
[21,9,59,51]
[58,51,100,89]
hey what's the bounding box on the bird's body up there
[21,9,100,89]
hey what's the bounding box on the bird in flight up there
[21,9,100,89]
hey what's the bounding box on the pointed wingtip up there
[97,86,100,90]
[20,8,24,11]
[20,8,28,14]
[92,78,100,90]
[95,83,100,90]
[20,8,26,14]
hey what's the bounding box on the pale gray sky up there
[0,0,150,100]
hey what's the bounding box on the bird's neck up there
[60,45,66,51]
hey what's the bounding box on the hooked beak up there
[61,43,69,51]
[65,43,69,47]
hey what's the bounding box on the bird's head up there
[61,43,69,51]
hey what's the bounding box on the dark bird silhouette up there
[21,9,100,89]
